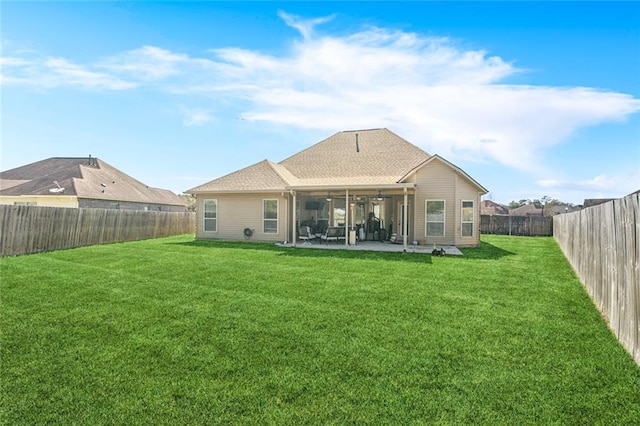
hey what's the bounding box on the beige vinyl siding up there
[413,157,482,247]
[413,159,456,245]
[196,193,288,242]
[0,195,79,208]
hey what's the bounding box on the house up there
[510,202,580,217]
[583,198,615,208]
[481,200,509,216]
[0,157,186,212]
[544,205,581,215]
[187,129,488,249]
[509,203,543,217]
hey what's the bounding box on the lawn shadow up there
[172,239,433,264]
[457,240,515,260]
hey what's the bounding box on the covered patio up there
[291,184,417,251]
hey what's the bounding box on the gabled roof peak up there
[341,128,385,133]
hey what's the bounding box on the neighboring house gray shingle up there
[0,157,185,211]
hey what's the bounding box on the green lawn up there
[1,235,639,424]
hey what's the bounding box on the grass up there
[1,234,639,424]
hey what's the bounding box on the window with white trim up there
[204,199,217,232]
[461,200,474,237]
[425,200,445,237]
[263,199,278,233]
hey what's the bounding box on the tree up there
[540,195,551,216]
[180,194,197,212]
[507,199,529,209]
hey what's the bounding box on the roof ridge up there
[341,128,385,133]
[266,160,297,186]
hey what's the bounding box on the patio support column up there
[403,187,408,250]
[345,189,349,247]
[292,191,297,247]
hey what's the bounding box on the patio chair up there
[298,226,316,245]
[321,227,341,245]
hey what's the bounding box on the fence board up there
[0,205,195,257]
[481,215,553,236]
[554,193,640,365]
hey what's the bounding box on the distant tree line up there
[507,196,576,210]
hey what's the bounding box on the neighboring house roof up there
[510,203,542,216]
[545,205,581,215]
[0,157,185,206]
[583,198,615,208]
[583,190,639,208]
[481,200,509,215]
[188,128,487,194]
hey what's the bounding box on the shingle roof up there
[187,160,295,192]
[280,128,430,184]
[0,157,185,206]
[189,128,432,193]
[481,200,509,215]
[510,203,542,216]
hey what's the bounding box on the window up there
[263,199,278,233]
[332,198,345,227]
[425,200,445,237]
[204,199,217,232]
[461,200,474,237]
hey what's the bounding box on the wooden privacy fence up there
[554,193,639,365]
[481,215,553,236]
[0,205,195,257]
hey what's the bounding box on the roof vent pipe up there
[355,133,359,153]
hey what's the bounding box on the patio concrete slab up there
[281,241,463,255]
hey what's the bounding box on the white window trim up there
[461,200,474,237]
[425,199,446,237]
[263,199,279,234]
[203,199,218,233]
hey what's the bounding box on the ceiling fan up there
[373,190,392,200]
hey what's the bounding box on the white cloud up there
[0,56,31,66]
[278,10,336,40]
[98,46,197,81]
[181,107,214,127]
[201,22,639,172]
[2,13,639,172]
[1,54,135,89]
[538,173,640,193]
[44,57,136,90]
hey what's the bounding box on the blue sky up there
[2,1,639,205]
